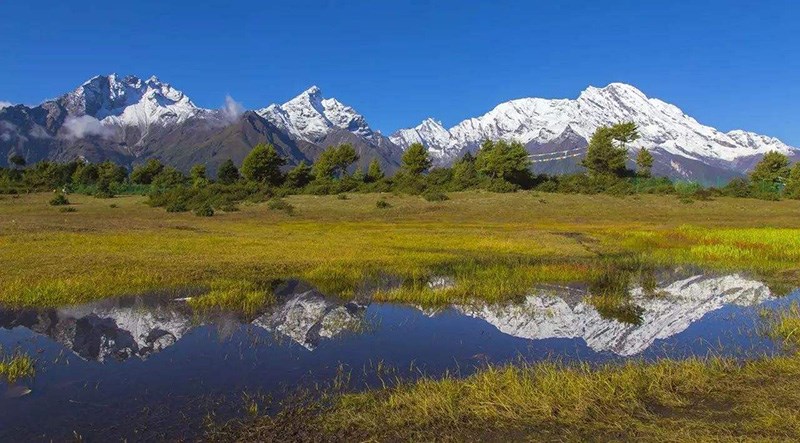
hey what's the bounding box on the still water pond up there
[0,271,793,440]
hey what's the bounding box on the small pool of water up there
[0,272,793,440]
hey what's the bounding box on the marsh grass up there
[213,342,800,441]
[0,349,35,384]
[188,279,276,317]
[374,260,598,305]
[762,301,800,349]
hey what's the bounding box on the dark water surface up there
[0,273,793,441]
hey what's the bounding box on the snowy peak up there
[56,74,205,133]
[257,86,376,143]
[390,117,454,161]
[392,82,797,173]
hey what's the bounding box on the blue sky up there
[2,0,798,144]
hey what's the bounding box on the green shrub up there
[193,204,214,217]
[721,177,751,198]
[49,194,69,206]
[166,201,189,212]
[93,188,115,199]
[218,203,239,212]
[422,190,449,202]
[674,181,702,198]
[267,198,294,215]
[376,198,391,209]
[482,178,519,193]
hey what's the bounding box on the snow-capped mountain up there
[1,75,795,181]
[57,74,207,132]
[0,75,402,174]
[392,83,798,180]
[257,86,377,143]
[454,273,772,356]
[256,86,403,171]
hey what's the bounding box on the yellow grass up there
[2,191,800,306]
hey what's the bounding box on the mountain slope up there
[2,76,795,181]
[392,83,798,181]
[0,75,403,174]
[257,86,403,171]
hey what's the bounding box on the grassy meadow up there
[2,191,800,306]
[4,190,800,440]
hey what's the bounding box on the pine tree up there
[401,143,432,176]
[190,164,207,185]
[241,143,287,185]
[783,163,800,199]
[366,158,384,182]
[750,151,790,185]
[635,147,654,177]
[217,159,240,185]
[451,152,479,190]
[312,144,359,179]
[581,122,638,177]
[475,140,530,181]
[285,161,313,188]
[9,154,26,169]
[130,158,165,184]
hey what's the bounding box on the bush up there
[49,194,69,206]
[193,204,214,217]
[166,201,189,212]
[218,203,239,212]
[93,188,115,199]
[59,206,77,213]
[482,178,519,193]
[422,190,449,202]
[376,198,391,209]
[721,177,750,198]
[267,198,294,216]
[674,181,702,198]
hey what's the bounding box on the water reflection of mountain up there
[0,297,193,362]
[0,273,775,362]
[0,284,366,362]
[455,274,772,356]
[252,290,366,350]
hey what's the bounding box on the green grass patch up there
[0,349,35,384]
[187,279,276,317]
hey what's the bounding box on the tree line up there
[2,122,799,215]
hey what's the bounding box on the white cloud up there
[220,95,244,123]
[29,125,51,139]
[0,121,17,142]
[0,101,12,109]
[62,115,115,139]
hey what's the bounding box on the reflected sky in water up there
[0,272,793,441]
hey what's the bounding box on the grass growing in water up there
[0,349,35,384]
[210,303,800,441]
[187,279,276,317]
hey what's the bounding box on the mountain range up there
[1,74,796,182]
